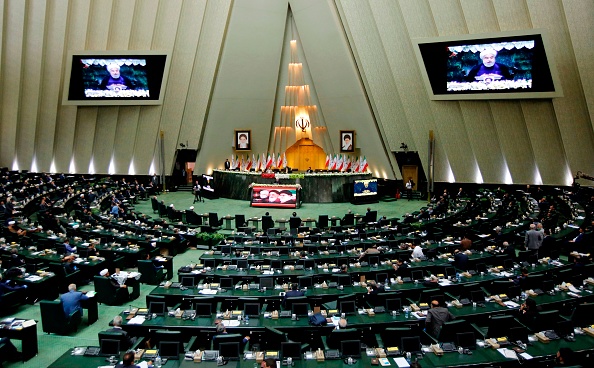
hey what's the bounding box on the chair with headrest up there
[40,299,81,335]
[138,260,165,285]
[94,276,129,306]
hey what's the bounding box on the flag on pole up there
[282,153,287,169]
[266,153,273,169]
[325,154,330,169]
[246,154,253,171]
[361,156,368,172]
[230,155,235,170]
[352,156,359,173]
[234,155,240,170]
[276,153,282,168]
[336,155,344,171]
[345,155,351,172]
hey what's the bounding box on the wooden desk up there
[0,319,38,361]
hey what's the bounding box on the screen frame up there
[62,50,172,106]
[412,29,563,100]
[353,179,378,197]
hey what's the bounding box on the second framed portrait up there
[340,130,355,152]
[235,130,251,151]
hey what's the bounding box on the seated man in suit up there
[105,316,136,349]
[282,283,305,308]
[115,351,140,368]
[60,283,88,318]
[452,249,468,270]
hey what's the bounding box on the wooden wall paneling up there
[184,0,233,161]
[71,0,113,173]
[112,107,140,174]
[159,0,204,173]
[368,0,437,174]
[426,0,477,183]
[16,0,46,171]
[52,0,90,173]
[457,0,504,183]
[387,0,451,183]
[102,0,136,174]
[91,107,119,173]
[489,101,536,184]
[128,0,159,176]
[491,0,540,184]
[337,0,413,155]
[196,0,287,174]
[522,101,568,184]
[35,0,69,172]
[527,0,594,176]
[0,0,25,168]
[147,0,183,176]
[562,0,594,131]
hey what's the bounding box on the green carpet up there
[3,193,426,367]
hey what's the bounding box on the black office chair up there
[317,215,329,230]
[208,213,223,230]
[262,215,274,233]
[570,302,594,327]
[40,300,81,335]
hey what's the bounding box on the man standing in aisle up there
[193,180,204,204]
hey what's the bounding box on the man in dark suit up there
[525,223,543,257]
[105,316,136,349]
[452,249,468,270]
[282,283,304,308]
[224,159,231,170]
[60,283,88,318]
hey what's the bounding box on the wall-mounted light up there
[295,117,310,132]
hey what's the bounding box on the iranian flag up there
[276,153,282,168]
[344,155,351,171]
[336,155,344,171]
[325,154,330,169]
[245,154,253,171]
[266,153,273,169]
[352,156,359,173]
[260,153,266,171]
[282,153,287,169]
[361,156,368,172]
[234,155,240,170]
[230,155,235,170]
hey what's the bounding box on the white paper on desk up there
[500,271,514,277]
[22,320,36,327]
[127,316,146,325]
[568,224,580,229]
[504,301,520,308]
[519,352,533,360]
[25,275,42,282]
[86,291,96,297]
[221,320,240,327]
[262,271,274,275]
[568,284,580,293]
[478,234,490,238]
[497,348,518,359]
[438,280,452,286]
[199,289,217,295]
[394,357,410,367]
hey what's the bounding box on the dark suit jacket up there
[282,289,304,307]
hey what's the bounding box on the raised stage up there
[212,169,372,203]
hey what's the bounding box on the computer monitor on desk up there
[149,301,167,316]
[456,332,476,350]
[401,336,421,354]
[281,342,301,360]
[218,342,240,360]
[100,339,120,356]
[341,340,361,359]
[159,341,181,359]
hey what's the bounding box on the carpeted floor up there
[3,193,426,367]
